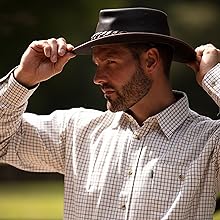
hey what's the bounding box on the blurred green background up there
[0,0,220,219]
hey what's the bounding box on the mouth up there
[100,85,115,96]
[102,89,115,96]
[100,88,115,101]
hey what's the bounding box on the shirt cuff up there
[1,68,38,107]
[202,63,220,106]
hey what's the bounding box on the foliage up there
[1,2,220,214]
[0,0,219,116]
[0,181,63,219]
[0,180,220,219]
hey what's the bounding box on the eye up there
[106,59,116,64]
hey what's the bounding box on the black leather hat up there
[73,7,196,63]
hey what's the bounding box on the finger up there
[29,40,51,57]
[195,44,220,66]
[195,45,206,57]
[67,43,74,52]
[43,42,52,58]
[47,38,58,63]
[195,47,204,63]
[195,44,217,55]
[57,37,67,56]
[54,52,75,74]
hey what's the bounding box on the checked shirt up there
[1,64,220,219]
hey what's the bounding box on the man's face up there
[92,44,152,112]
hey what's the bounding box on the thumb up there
[54,52,76,74]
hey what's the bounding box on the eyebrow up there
[92,47,126,63]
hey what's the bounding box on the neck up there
[129,78,176,126]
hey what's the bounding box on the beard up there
[103,66,152,112]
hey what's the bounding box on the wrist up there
[14,66,38,89]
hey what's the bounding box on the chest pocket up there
[149,162,187,209]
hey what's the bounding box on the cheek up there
[112,63,137,83]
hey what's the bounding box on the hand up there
[188,44,220,86]
[14,37,75,88]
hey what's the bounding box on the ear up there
[140,48,160,74]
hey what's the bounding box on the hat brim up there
[73,32,196,63]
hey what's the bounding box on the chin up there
[107,106,118,113]
[106,102,117,112]
[107,102,127,113]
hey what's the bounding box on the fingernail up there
[45,50,51,57]
[59,49,65,56]
[51,55,57,63]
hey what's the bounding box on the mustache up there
[100,83,115,90]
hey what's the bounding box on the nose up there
[93,67,108,85]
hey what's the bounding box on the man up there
[0,7,220,220]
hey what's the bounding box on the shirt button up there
[134,134,140,140]
[121,204,126,210]
[179,174,185,181]
[128,170,133,176]
[211,81,216,87]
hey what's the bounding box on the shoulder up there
[61,107,119,128]
[186,109,220,137]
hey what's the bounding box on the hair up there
[124,43,173,78]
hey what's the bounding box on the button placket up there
[118,191,128,211]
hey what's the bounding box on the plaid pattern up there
[0,64,220,220]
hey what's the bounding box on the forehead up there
[92,44,131,59]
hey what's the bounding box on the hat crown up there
[96,8,170,36]
[73,7,196,63]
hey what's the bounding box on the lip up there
[101,89,115,96]
[104,90,115,96]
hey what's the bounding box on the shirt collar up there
[110,91,190,139]
[155,91,189,139]
[110,111,124,129]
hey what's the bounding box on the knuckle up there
[48,38,57,43]
[58,37,66,43]
[44,44,51,50]
[29,41,36,47]
[206,43,215,47]
[206,47,217,54]
[32,40,38,44]
[30,40,42,46]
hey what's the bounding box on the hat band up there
[91,30,127,40]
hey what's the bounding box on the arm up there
[188,44,220,105]
[0,38,75,173]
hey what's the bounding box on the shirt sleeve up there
[202,64,220,187]
[202,63,220,106]
[0,69,75,174]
